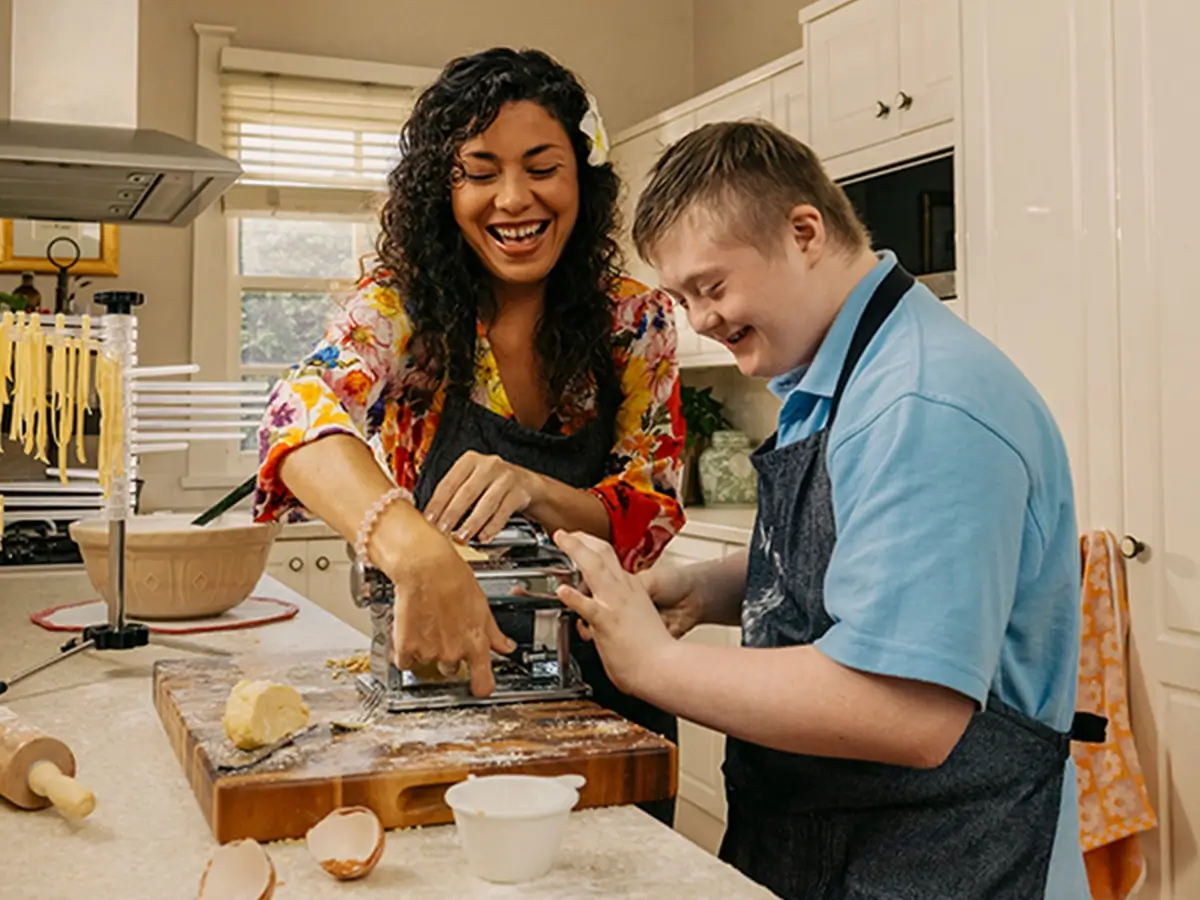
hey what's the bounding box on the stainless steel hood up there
[0,119,242,227]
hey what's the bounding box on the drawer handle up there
[288,557,304,572]
[875,100,891,119]
[896,91,913,110]
[315,556,330,571]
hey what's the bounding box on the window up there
[221,71,410,458]
[222,72,411,193]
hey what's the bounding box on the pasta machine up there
[352,516,591,712]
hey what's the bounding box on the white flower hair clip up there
[580,93,610,167]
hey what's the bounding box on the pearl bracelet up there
[354,486,410,564]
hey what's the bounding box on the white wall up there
[693,0,816,92]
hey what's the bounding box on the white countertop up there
[159,505,756,545]
[0,570,774,900]
[681,506,756,544]
[288,507,757,545]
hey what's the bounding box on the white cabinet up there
[609,53,808,371]
[268,537,367,634]
[896,0,959,134]
[807,0,900,158]
[1112,4,1200,897]
[770,63,809,141]
[655,530,747,854]
[610,111,695,287]
[695,80,773,128]
[961,1,1200,895]
[804,0,956,159]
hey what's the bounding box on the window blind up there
[221,71,413,213]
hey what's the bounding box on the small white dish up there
[444,773,586,884]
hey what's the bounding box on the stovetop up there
[1,519,83,567]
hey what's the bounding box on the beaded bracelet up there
[354,486,410,564]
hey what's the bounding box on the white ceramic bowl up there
[68,513,281,620]
[444,773,586,884]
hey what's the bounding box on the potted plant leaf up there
[679,385,732,506]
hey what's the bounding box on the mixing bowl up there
[69,513,281,619]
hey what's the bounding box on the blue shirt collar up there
[768,251,898,402]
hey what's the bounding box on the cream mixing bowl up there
[69,513,281,620]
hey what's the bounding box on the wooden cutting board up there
[152,651,677,843]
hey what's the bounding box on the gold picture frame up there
[0,219,119,276]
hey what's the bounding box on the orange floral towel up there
[1073,530,1157,899]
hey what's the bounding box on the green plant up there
[0,291,29,311]
[680,385,732,455]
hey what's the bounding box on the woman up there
[253,48,685,823]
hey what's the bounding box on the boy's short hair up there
[632,120,869,263]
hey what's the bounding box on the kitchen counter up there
[681,505,756,544]
[0,570,775,900]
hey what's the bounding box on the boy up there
[553,122,1096,899]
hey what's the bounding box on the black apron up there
[412,384,678,827]
[719,265,1103,899]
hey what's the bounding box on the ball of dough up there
[223,679,310,751]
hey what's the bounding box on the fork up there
[332,679,385,732]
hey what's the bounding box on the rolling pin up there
[0,706,95,820]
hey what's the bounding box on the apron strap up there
[828,263,915,427]
[1070,711,1108,744]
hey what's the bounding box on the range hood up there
[0,119,242,228]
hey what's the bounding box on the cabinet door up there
[306,538,370,635]
[1114,2,1200,896]
[695,80,773,128]
[266,541,308,597]
[807,0,900,158]
[959,0,1122,533]
[770,64,809,142]
[613,115,706,361]
[610,129,660,288]
[655,541,740,827]
[678,623,731,823]
[897,0,958,134]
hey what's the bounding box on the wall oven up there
[838,149,956,302]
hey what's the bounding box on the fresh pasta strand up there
[0,311,12,453]
[96,352,124,498]
[50,315,66,454]
[0,310,13,409]
[20,315,38,456]
[61,335,78,484]
[31,315,49,464]
[75,315,91,465]
[9,313,26,444]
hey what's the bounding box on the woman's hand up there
[374,516,516,697]
[552,530,677,696]
[424,451,539,543]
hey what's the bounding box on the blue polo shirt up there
[769,251,1087,897]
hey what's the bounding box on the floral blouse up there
[253,275,686,572]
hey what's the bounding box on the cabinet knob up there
[1120,535,1147,560]
[315,556,330,571]
[288,557,304,572]
[875,100,891,119]
[896,91,913,110]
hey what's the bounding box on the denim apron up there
[413,382,679,825]
[720,264,1103,898]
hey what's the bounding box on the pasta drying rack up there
[0,291,268,694]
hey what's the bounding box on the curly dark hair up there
[375,47,623,407]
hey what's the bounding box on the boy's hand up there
[639,564,707,638]
[552,530,677,695]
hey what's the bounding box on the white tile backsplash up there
[681,366,781,447]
